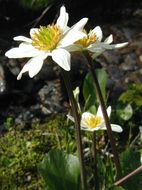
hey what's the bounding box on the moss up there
[0,114,73,190]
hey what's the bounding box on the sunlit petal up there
[56,6,69,32]
[104,34,113,44]
[81,123,105,132]
[91,26,103,41]
[17,54,47,80]
[81,112,94,120]
[94,123,106,130]
[30,28,39,38]
[92,123,123,133]
[96,106,111,118]
[52,48,71,71]
[5,43,41,58]
[113,42,128,48]
[96,106,103,117]
[81,112,94,128]
[70,18,88,32]
[14,36,32,43]
[92,42,128,50]
[60,18,88,47]
[59,31,86,47]
[107,106,111,117]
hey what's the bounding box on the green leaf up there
[83,68,107,110]
[88,105,96,114]
[119,83,142,108]
[120,148,142,190]
[38,149,81,190]
[117,104,133,121]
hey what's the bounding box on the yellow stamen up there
[84,116,103,129]
[75,30,97,48]
[32,24,61,51]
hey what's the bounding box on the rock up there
[121,54,138,71]
[107,65,124,81]
[133,9,142,17]
[139,55,142,62]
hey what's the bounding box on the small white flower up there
[5,6,88,80]
[69,26,128,58]
[67,105,122,132]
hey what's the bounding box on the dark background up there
[0,0,142,49]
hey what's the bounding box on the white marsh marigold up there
[5,6,88,80]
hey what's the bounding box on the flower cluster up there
[5,6,128,80]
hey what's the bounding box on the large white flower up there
[68,106,122,132]
[5,6,88,80]
[68,26,128,58]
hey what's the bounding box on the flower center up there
[32,24,61,51]
[75,30,97,48]
[85,116,103,129]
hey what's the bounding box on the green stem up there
[84,51,122,179]
[61,69,87,190]
[92,132,100,190]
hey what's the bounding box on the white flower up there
[68,26,128,58]
[5,6,88,80]
[67,106,122,132]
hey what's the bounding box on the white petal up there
[110,124,123,133]
[17,54,47,80]
[89,43,113,52]
[91,26,103,41]
[65,44,82,52]
[30,28,39,38]
[19,42,42,54]
[59,30,86,47]
[14,36,32,43]
[81,127,94,132]
[70,18,88,32]
[113,42,128,49]
[81,112,94,128]
[107,106,111,117]
[81,123,105,132]
[82,123,122,133]
[81,112,94,120]
[96,105,111,117]
[52,48,71,71]
[92,122,122,132]
[104,34,113,44]
[94,123,106,131]
[56,6,69,32]
[58,18,88,47]
[5,48,21,58]
[93,42,128,50]
[88,43,104,52]
[96,106,103,117]
[5,43,41,58]
[91,123,122,133]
